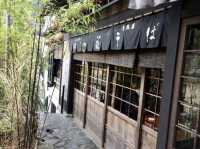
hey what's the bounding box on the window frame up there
[74,61,88,92]
[108,66,142,121]
[88,63,107,103]
[143,68,164,131]
[168,16,200,149]
[74,61,164,131]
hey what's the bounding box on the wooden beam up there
[101,65,111,148]
[135,68,146,149]
[73,52,136,68]
[83,63,91,128]
[138,51,166,69]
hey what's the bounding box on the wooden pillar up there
[135,68,146,149]
[83,62,91,128]
[101,65,111,148]
[66,55,75,114]
[157,2,182,149]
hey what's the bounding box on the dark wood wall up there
[182,0,200,18]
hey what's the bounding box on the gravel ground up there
[37,113,98,149]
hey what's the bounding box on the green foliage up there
[0,0,43,147]
[59,0,97,34]
[44,0,98,35]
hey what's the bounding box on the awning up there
[69,9,168,53]
[124,19,142,49]
[140,11,166,49]
[93,30,102,52]
[93,27,112,51]
[102,27,113,51]
[111,23,125,50]
[87,32,95,52]
[69,36,82,53]
[81,34,89,53]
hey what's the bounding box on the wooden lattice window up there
[74,61,88,92]
[143,69,163,131]
[108,66,142,121]
[88,63,107,103]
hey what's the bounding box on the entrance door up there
[169,17,200,149]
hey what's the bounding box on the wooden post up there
[61,85,65,113]
[83,62,91,128]
[101,65,111,148]
[157,2,182,149]
[135,68,146,149]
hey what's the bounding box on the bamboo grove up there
[0,0,44,148]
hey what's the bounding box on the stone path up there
[37,113,98,149]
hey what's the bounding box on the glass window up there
[88,63,107,103]
[108,66,141,121]
[185,24,200,50]
[183,53,200,78]
[74,61,87,92]
[143,69,163,131]
[175,23,200,148]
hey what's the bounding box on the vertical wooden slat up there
[135,68,146,149]
[83,62,91,128]
[101,65,111,148]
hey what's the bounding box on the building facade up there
[52,0,200,149]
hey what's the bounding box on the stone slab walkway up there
[37,113,98,149]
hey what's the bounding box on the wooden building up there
[57,0,200,148]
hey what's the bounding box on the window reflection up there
[180,78,200,106]
[175,127,194,149]
[88,63,107,103]
[143,69,163,131]
[175,23,200,148]
[183,54,200,77]
[185,24,200,50]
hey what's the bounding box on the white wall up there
[61,34,71,113]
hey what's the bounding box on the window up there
[175,24,200,149]
[48,52,54,86]
[53,59,62,86]
[48,51,62,87]
[143,69,163,131]
[108,66,141,121]
[74,61,88,92]
[88,63,107,103]
[185,24,200,50]
[73,61,164,129]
